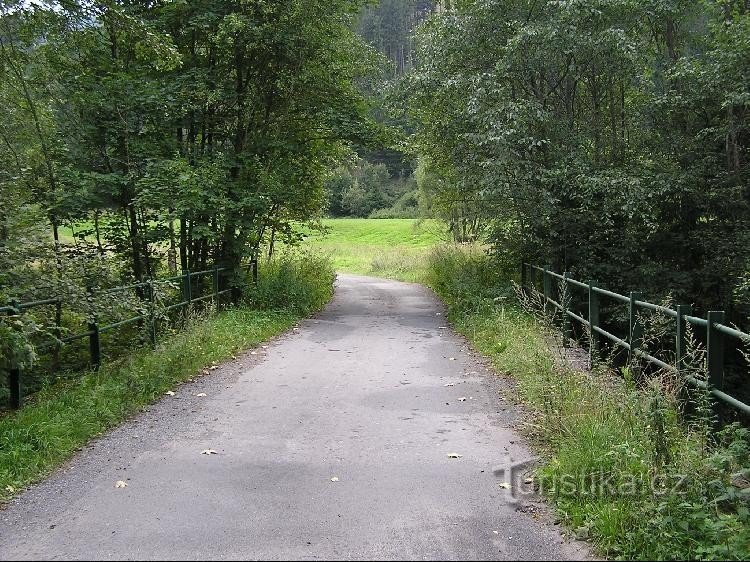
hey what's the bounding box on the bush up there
[247,251,335,315]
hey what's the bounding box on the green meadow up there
[300,218,447,282]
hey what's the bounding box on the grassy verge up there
[426,246,750,561]
[302,218,445,282]
[0,253,335,504]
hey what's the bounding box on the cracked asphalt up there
[0,274,588,561]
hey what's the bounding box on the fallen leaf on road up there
[209,365,218,370]
[448,357,456,361]
[201,449,218,455]
[447,453,463,459]
[165,391,175,396]
[498,482,511,489]
[444,383,455,387]
[330,477,339,482]
[115,481,128,489]
[201,369,210,376]
[195,393,207,397]
[250,351,258,355]
[458,397,467,402]
[262,345,269,349]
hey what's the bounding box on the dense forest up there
[405,0,750,317]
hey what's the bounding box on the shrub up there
[246,251,335,315]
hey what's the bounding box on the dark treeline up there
[0,0,378,303]
[405,0,750,317]
[324,0,436,220]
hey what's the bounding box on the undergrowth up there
[427,245,750,561]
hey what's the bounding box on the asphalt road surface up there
[0,274,588,561]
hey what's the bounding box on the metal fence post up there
[182,269,192,306]
[88,320,101,370]
[252,259,258,287]
[86,286,101,369]
[521,263,528,294]
[588,281,599,367]
[675,305,691,375]
[562,272,571,348]
[707,311,725,423]
[543,267,552,311]
[529,266,537,292]
[8,299,22,409]
[629,292,643,379]
[147,279,157,348]
[213,265,220,309]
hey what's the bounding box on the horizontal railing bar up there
[99,315,144,333]
[60,331,94,344]
[19,298,60,309]
[566,278,588,289]
[189,269,214,276]
[591,286,630,304]
[218,289,232,296]
[548,270,565,280]
[714,322,750,341]
[163,301,189,313]
[190,294,214,304]
[634,300,677,318]
[100,282,149,295]
[633,349,675,372]
[546,297,563,311]
[153,276,183,284]
[592,325,631,350]
[684,314,708,327]
[566,309,589,326]
[712,388,750,415]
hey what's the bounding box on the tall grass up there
[0,253,335,503]
[427,246,750,560]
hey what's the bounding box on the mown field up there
[301,218,447,282]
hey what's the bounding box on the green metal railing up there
[2,259,259,410]
[521,263,750,416]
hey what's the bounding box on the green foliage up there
[326,156,419,218]
[406,0,750,312]
[1,0,378,296]
[246,252,336,316]
[368,189,423,219]
[0,315,38,372]
[427,246,750,560]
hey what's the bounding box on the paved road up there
[0,275,587,561]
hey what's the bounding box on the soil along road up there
[0,275,586,561]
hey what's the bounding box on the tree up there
[405,0,750,314]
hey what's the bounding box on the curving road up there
[0,274,587,561]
